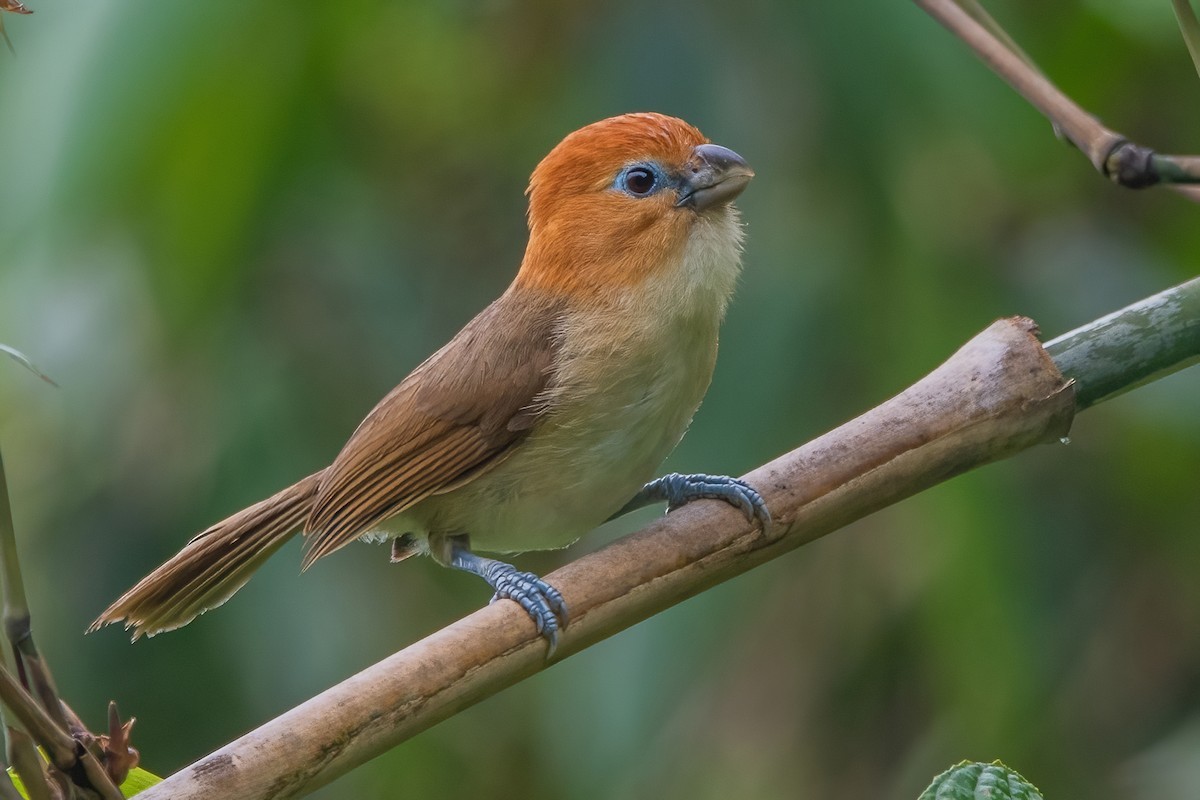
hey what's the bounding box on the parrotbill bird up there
[91,112,768,654]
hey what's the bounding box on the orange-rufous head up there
[515,113,753,300]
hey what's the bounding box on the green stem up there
[0,454,67,736]
[0,454,29,663]
[6,729,51,800]
[0,669,74,770]
[0,346,56,387]
[1044,276,1200,409]
[1172,0,1200,82]
[952,0,1047,82]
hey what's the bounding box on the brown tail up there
[89,471,325,640]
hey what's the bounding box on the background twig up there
[0,346,56,388]
[918,0,1200,196]
[1172,0,1200,80]
[0,454,130,799]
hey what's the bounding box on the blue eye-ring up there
[616,163,662,197]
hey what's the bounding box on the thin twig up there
[1172,0,1200,81]
[0,668,75,770]
[0,345,56,387]
[0,0,31,57]
[916,0,1200,194]
[952,0,1045,81]
[0,453,126,799]
[6,729,51,800]
[0,454,69,735]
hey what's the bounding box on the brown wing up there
[302,289,562,567]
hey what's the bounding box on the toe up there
[492,569,568,655]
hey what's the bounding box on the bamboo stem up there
[129,283,1200,799]
[1045,277,1200,409]
[136,316,1081,800]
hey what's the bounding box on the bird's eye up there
[621,166,657,196]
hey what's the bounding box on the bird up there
[90,112,769,655]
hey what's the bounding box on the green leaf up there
[119,766,164,796]
[0,344,57,387]
[6,764,163,798]
[4,768,25,799]
[919,761,1044,800]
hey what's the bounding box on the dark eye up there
[622,167,657,196]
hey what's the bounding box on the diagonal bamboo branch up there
[126,278,1195,796]
[141,315,1072,799]
[136,278,1199,800]
[918,0,1200,198]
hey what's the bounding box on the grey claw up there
[489,566,568,656]
[657,473,772,535]
[449,542,570,658]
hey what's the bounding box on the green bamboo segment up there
[1044,277,1200,410]
[0,454,30,653]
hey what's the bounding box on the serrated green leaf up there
[0,344,57,387]
[919,760,1044,800]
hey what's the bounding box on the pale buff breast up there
[379,209,745,553]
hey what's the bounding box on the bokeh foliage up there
[0,1,1197,798]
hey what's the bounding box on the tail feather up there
[90,471,325,640]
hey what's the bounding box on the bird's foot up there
[485,564,568,654]
[621,472,772,535]
[447,539,568,657]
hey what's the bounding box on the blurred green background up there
[1,1,1198,798]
